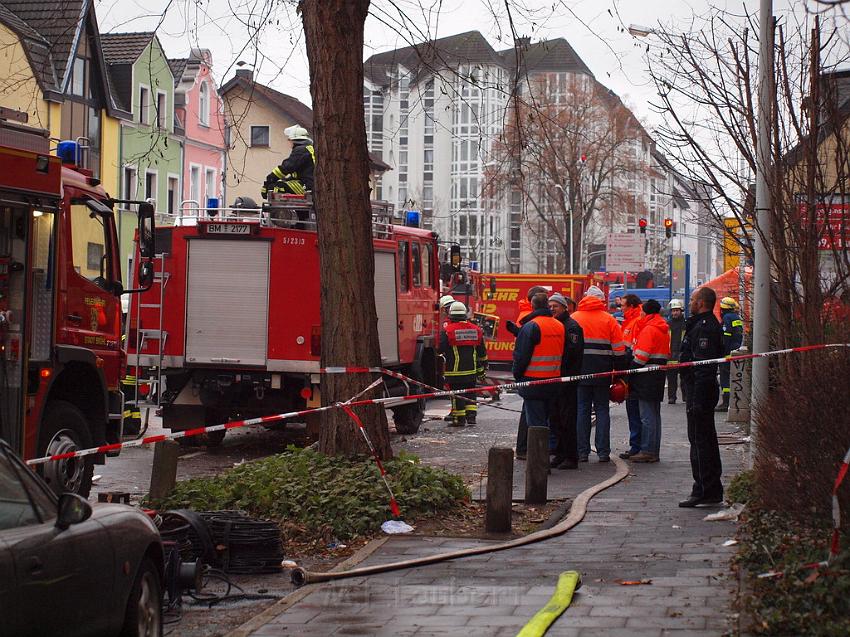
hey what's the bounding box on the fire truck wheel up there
[203,430,226,447]
[392,399,425,435]
[38,400,95,498]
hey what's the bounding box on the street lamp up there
[553,183,574,273]
[627,24,655,38]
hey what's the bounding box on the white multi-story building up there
[364,31,719,281]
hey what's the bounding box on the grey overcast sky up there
[96,0,844,128]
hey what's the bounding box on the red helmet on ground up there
[609,379,628,403]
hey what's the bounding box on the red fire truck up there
[479,272,606,367]
[126,198,442,443]
[0,120,155,496]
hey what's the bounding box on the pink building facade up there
[171,49,226,211]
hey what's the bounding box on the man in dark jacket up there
[262,125,316,198]
[547,293,584,470]
[439,302,487,426]
[666,299,687,404]
[511,285,548,458]
[679,287,725,507]
[512,292,565,432]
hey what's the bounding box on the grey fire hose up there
[290,456,630,586]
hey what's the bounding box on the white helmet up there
[669,299,684,310]
[284,125,310,141]
[439,295,455,310]
[448,301,468,319]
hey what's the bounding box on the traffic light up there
[664,218,673,238]
[638,218,647,234]
[450,244,462,271]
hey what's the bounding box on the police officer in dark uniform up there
[440,302,487,426]
[717,297,744,411]
[678,286,725,507]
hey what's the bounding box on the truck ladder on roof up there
[128,253,169,410]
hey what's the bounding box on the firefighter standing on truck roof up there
[440,302,487,427]
[261,125,315,198]
[717,297,743,412]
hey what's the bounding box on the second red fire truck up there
[127,198,442,443]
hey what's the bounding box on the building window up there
[190,166,201,204]
[205,168,216,203]
[167,177,179,214]
[250,126,269,147]
[139,86,149,125]
[71,57,86,97]
[156,92,167,129]
[145,171,157,201]
[199,82,210,126]
[86,242,103,271]
[123,167,137,202]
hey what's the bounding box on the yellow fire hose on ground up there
[516,570,582,637]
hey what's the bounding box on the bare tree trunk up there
[301,0,391,459]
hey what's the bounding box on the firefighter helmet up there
[439,295,455,310]
[448,302,468,319]
[609,379,628,403]
[284,125,310,141]
[720,297,739,310]
[669,299,684,310]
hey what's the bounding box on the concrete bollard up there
[485,447,514,533]
[149,439,180,501]
[525,426,549,505]
[727,347,751,427]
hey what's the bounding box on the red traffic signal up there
[639,218,648,234]
[664,217,673,238]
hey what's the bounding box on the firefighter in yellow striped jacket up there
[261,125,315,198]
[439,302,487,426]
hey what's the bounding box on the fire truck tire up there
[38,400,95,498]
[204,430,226,447]
[120,557,163,637]
[392,399,425,435]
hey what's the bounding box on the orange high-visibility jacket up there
[621,305,642,348]
[632,313,671,367]
[571,296,626,385]
[525,315,566,378]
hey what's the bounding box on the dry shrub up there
[754,338,850,526]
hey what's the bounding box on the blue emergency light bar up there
[56,140,79,165]
[404,210,421,227]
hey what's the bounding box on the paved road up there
[235,397,746,637]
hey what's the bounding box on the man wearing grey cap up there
[548,293,584,469]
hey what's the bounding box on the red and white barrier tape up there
[26,342,848,468]
[340,404,401,517]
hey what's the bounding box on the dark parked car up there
[0,440,163,636]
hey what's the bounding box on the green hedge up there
[149,447,468,540]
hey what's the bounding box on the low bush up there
[736,508,850,636]
[148,447,468,542]
[726,469,755,505]
[754,344,850,526]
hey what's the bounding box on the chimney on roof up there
[514,36,531,49]
[235,68,253,82]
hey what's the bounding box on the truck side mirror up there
[489,277,496,298]
[138,261,154,289]
[138,202,156,259]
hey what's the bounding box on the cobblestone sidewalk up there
[236,401,746,637]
